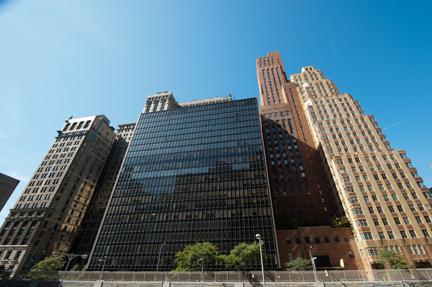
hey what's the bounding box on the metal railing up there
[58,269,432,283]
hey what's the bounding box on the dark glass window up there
[89,98,278,271]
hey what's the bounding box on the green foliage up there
[27,255,65,280]
[70,263,82,271]
[379,249,409,269]
[0,268,12,280]
[222,242,260,270]
[284,257,312,271]
[330,216,351,228]
[175,242,220,271]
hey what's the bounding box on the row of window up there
[63,120,91,131]
[361,228,430,240]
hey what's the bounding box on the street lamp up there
[98,257,108,280]
[198,257,204,282]
[60,253,88,287]
[255,234,266,287]
[156,242,166,272]
[309,246,318,282]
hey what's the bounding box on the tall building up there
[72,123,135,255]
[291,66,432,269]
[0,116,115,275]
[256,52,363,269]
[0,173,19,212]
[88,93,279,271]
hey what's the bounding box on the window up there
[408,245,425,255]
[367,248,379,256]
[361,232,373,240]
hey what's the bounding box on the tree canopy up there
[174,242,220,271]
[27,255,65,280]
[222,242,260,270]
[379,249,409,269]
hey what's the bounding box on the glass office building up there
[89,95,278,271]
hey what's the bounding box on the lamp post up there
[98,257,107,280]
[255,234,266,287]
[60,253,87,287]
[309,246,318,282]
[198,257,204,282]
[156,242,166,272]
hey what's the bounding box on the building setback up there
[88,93,279,271]
[0,173,20,212]
[72,123,135,255]
[0,116,115,275]
[256,52,363,269]
[291,66,432,269]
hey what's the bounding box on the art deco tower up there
[256,52,363,269]
[291,66,432,269]
[257,52,339,226]
[0,116,115,275]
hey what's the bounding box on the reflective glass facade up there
[89,98,278,271]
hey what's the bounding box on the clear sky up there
[0,0,431,224]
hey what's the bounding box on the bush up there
[27,255,65,280]
[379,249,409,269]
[330,216,351,228]
[285,257,312,271]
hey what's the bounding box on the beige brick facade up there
[291,67,432,269]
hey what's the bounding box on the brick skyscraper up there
[291,66,432,269]
[257,52,363,269]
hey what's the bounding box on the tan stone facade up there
[0,115,115,275]
[291,66,432,269]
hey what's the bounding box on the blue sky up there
[0,0,431,224]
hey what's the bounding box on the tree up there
[27,255,65,280]
[0,266,12,280]
[330,216,351,228]
[222,242,260,270]
[379,249,409,269]
[70,263,82,271]
[284,257,312,271]
[175,242,220,271]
